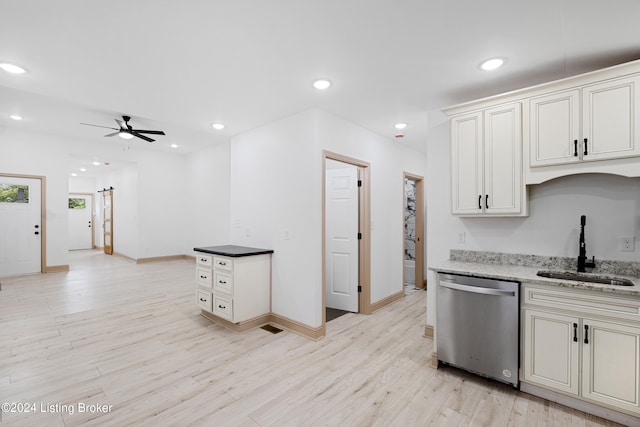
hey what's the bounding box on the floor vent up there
[261,324,283,334]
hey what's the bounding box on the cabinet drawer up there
[196,254,213,267]
[214,271,233,295]
[196,266,213,288]
[523,285,640,322]
[196,289,212,312]
[214,256,233,272]
[212,294,233,320]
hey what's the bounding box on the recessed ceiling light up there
[71,173,78,177]
[9,115,22,121]
[92,161,100,166]
[211,123,225,130]
[170,143,178,148]
[313,79,332,90]
[119,131,134,140]
[0,62,26,74]
[80,167,87,172]
[481,58,505,71]
[394,123,407,130]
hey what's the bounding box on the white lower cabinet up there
[522,284,640,417]
[194,251,271,324]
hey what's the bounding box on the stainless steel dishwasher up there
[437,273,520,387]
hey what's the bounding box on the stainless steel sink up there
[536,270,634,286]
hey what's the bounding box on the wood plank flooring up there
[0,250,624,426]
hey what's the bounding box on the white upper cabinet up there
[450,103,525,216]
[530,75,640,167]
[529,89,581,166]
[582,75,640,161]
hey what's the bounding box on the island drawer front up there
[214,271,233,295]
[196,254,213,267]
[523,285,640,322]
[213,294,233,320]
[196,289,212,312]
[214,256,233,272]
[196,267,213,288]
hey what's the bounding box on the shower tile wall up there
[404,178,416,261]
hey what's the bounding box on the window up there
[0,183,29,203]
[68,198,86,209]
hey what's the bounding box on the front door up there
[68,194,93,250]
[0,176,42,276]
[325,159,359,312]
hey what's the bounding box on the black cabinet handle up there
[219,280,226,284]
[574,140,578,157]
[584,324,589,344]
[584,138,588,156]
[200,258,207,262]
[200,275,207,279]
[218,305,226,309]
[478,195,482,209]
[573,323,578,342]
[218,262,227,266]
[485,195,489,209]
[199,298,206,302]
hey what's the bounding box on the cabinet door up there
[582,318,640,414]
[523,309,580,396]
[484,103,522,214]
[450,111,483,215]
[582,75,640,162]
[529,89,581,167]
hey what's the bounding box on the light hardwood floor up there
[0,250,623,426]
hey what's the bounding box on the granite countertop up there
[430,250,640,297]
[194,245,274,257]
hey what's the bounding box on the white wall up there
[184,142,231,253]
[229,109,427,328]
[0,126,193,266]
[425,110,640,326]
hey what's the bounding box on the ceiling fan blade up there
[80,122,118,130]
[115,119,127,129]
[104,131,120,137]
[131,129,166,135]
[131,131,155,142]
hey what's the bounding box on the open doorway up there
[323,151,371,327]
[68,192,95,251]
[403,173,424,294]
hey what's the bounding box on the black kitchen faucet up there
[578,215,596,273]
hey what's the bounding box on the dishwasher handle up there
[439,281,516,297]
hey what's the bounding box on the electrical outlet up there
[620,236,635,252]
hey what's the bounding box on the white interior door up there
[0,176,42,276]
[68,194,93,250]
[325,159,359,312]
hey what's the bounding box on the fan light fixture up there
[481,58,504,71]
[119,131,134,140]
[313,79,332,90]
[0,63,26,74]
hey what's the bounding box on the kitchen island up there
[194,245,273,332]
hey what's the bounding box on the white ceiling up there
[1,0,640,163]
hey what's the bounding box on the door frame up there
[0,173,46,273]
[322,151,371,327]
[403,172,425,289]
[68,192,95,249]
